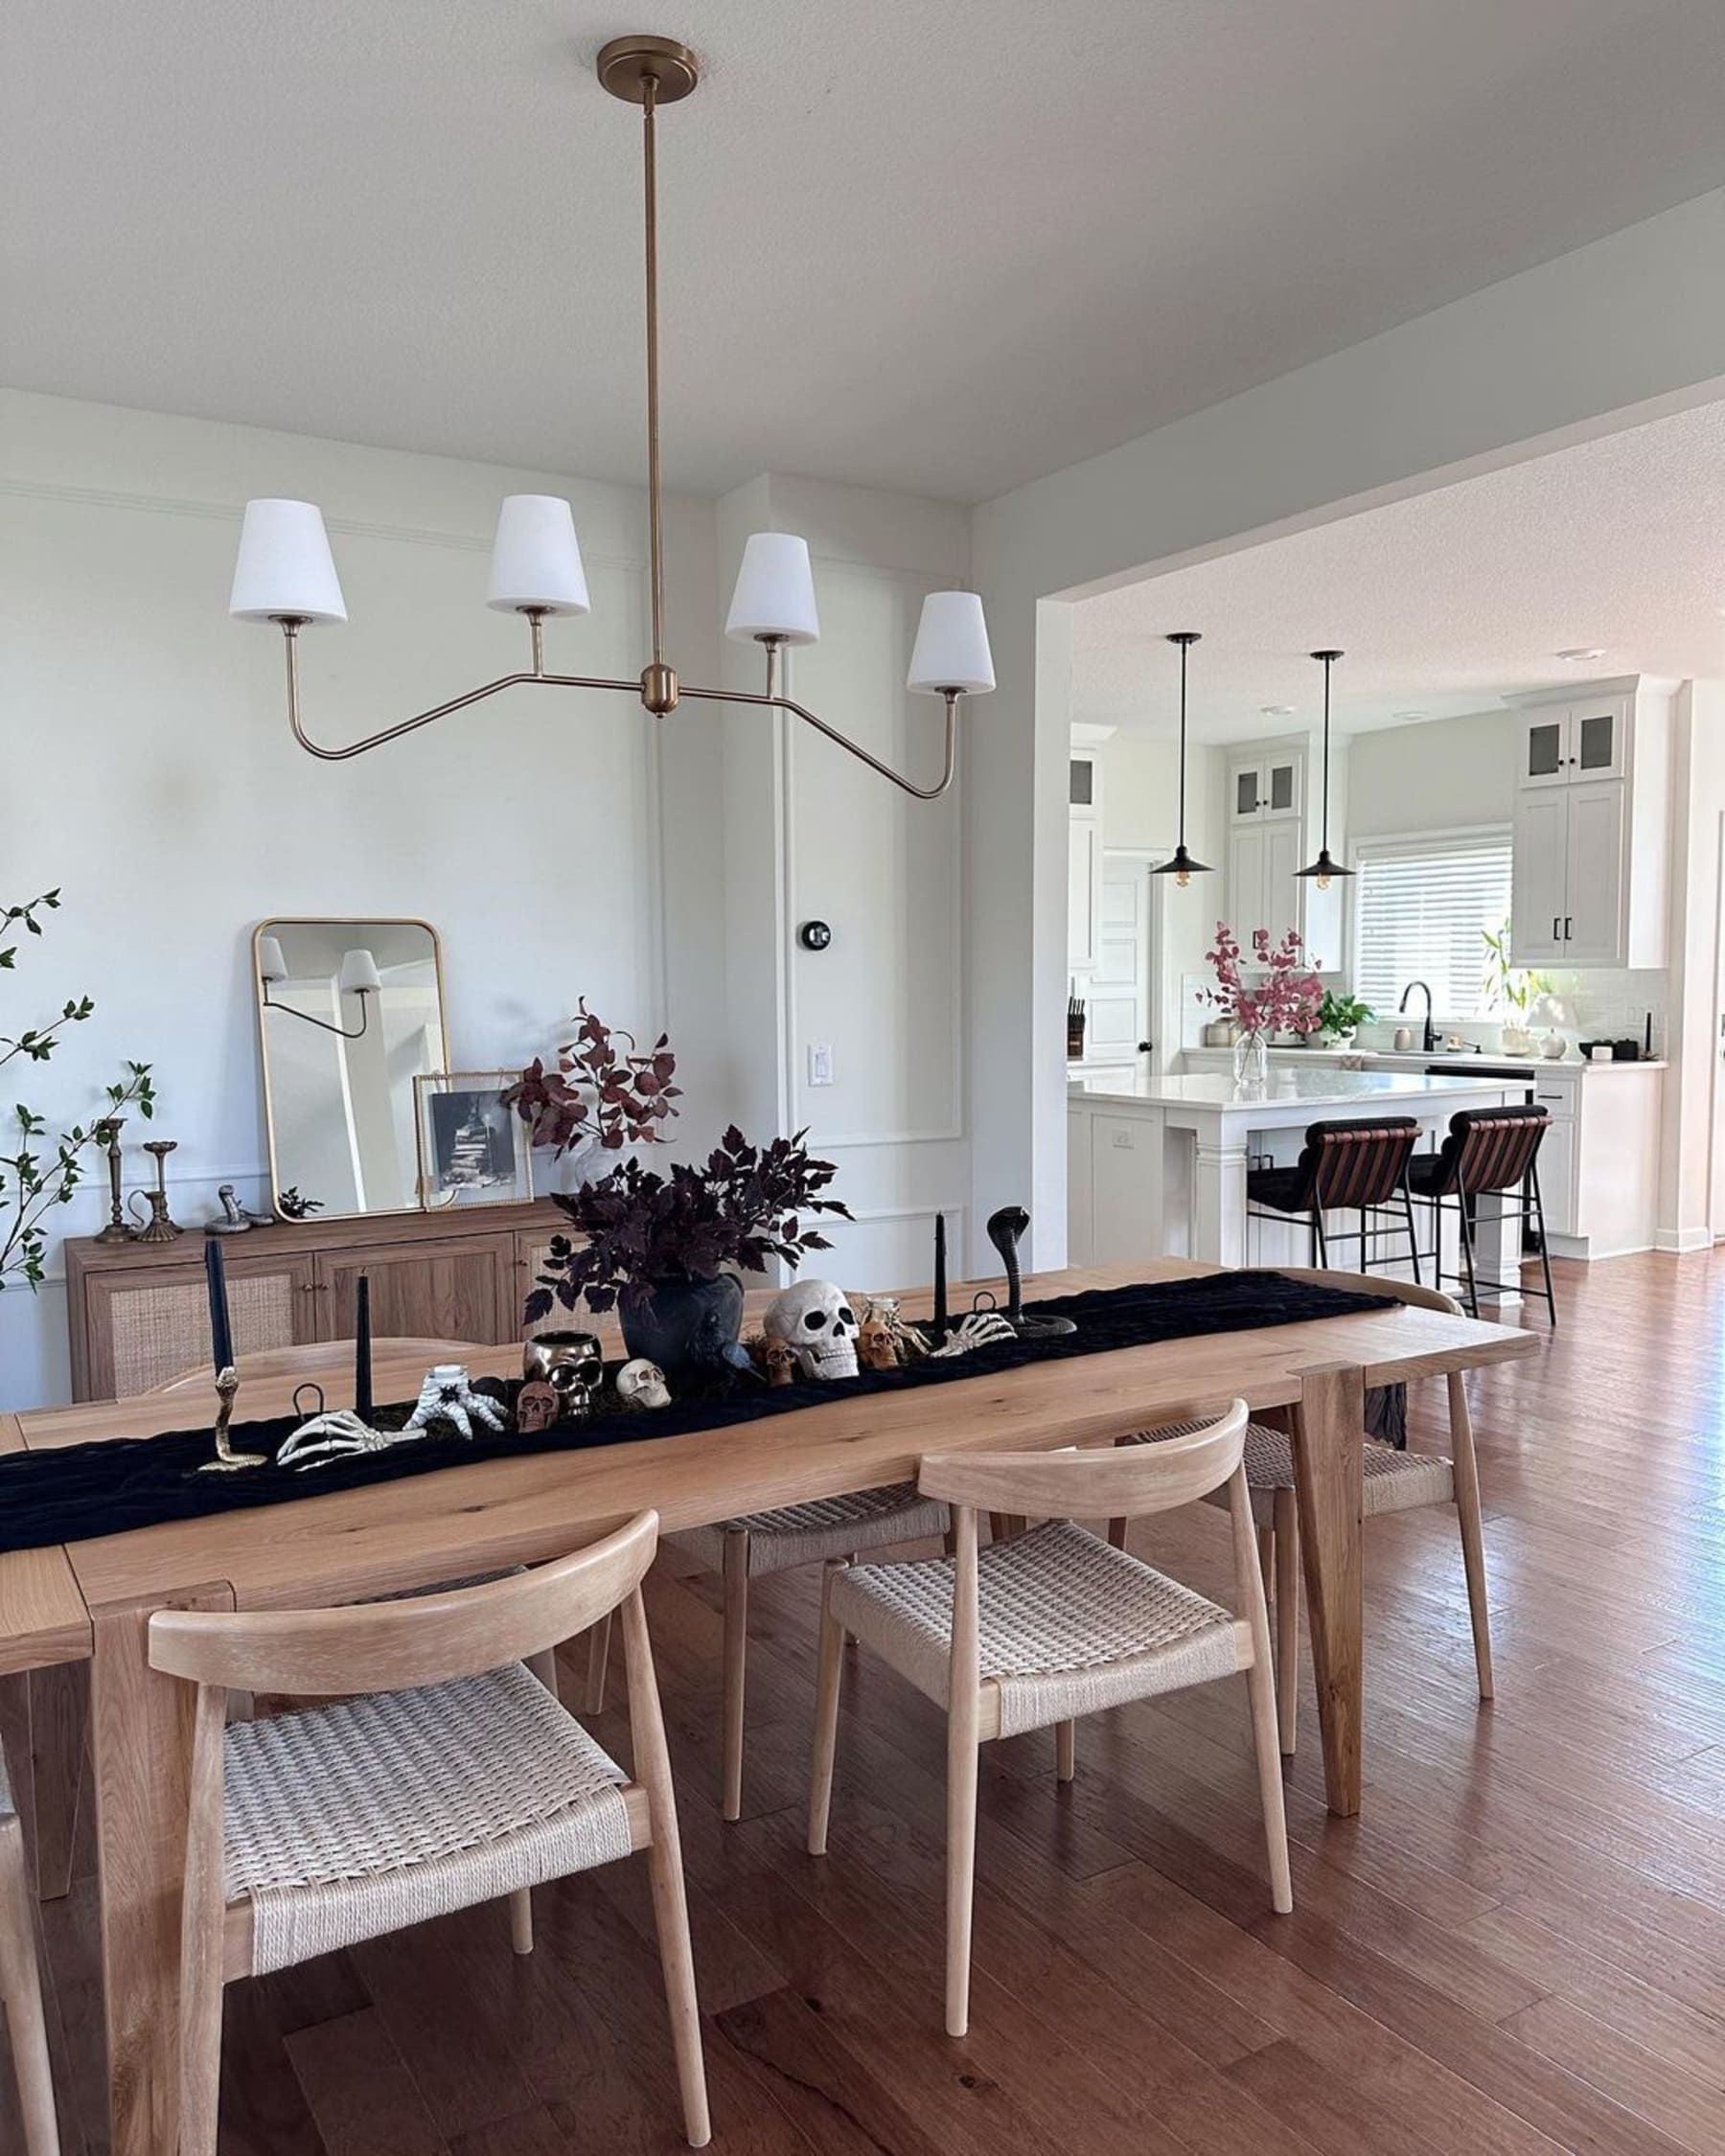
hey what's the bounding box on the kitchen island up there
[1069,1067,1527,1273]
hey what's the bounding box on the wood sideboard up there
[63,1200,572,1400]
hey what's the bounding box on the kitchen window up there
[1353,833,1514,1021]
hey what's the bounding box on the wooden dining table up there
[0,1256,1533,2156]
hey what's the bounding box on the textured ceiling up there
[5,1,1725,502]
[1072,401,1725,741]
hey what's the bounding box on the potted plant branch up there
[507,1009,850,1382]
[2,890,155,1294]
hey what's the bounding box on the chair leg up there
[1531,1164,1558,1327]
[1401,1179,1422,1285]
[510,1888,534,1955]
[1314,1210,1329,1266]
[807,1563,847,1856]
[1255,1524,1274,1584]
[0,1827,60,2156]
[620,1591,712,2149]
[721,1529,749,1823]
[1272,1486,1300,1756]
[945,1714,980,2037]
[1448,1371,1495,1702]
[583,1614,611,1713]
[1055,1720,1075,1784]
[1107,1516,1128,1549]
[177,1688,229,2156]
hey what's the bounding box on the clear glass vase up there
[1232,1030,1269,1089]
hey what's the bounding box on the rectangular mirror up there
[253,917,448,1219]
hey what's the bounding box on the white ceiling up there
[5,2,1725,503]
[1072,399,1725,741]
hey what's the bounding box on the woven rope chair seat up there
[1125,1417,1456,1522]
[828,1518,1244,1738]
[672,1482,949,1579]
[223,1661,634,1974]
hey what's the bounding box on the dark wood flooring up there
[9,1250,1725,2153]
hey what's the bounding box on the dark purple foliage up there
[502,998,681,1157]
[524,1125,851,1324]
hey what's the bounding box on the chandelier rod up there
[642,71,666,671]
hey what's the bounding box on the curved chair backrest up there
[149,1510,659,1697]
[1271,1266,1460,1317]
[1431,1105,1551,1198]
[1293,1117,1419,1210]
[149,1338,485,1394]
[919,1401,1249,1524]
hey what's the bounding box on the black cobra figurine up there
[985,1205,1076,1339]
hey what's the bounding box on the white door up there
[1068,814,1100,974]
[1563,781,1627,966]
[1088,857,1151,1063]
[1511,791,1569,964]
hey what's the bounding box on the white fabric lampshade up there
[908,589,995,696]
[256,935,288,985]
[485,495,590,615]
[724,532,820,645]
[337,949,383,997]
[229,500,348,624]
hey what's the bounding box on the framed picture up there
[414,1072,534,1209]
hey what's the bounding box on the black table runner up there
[0,1272,1394,1555]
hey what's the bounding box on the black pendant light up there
[1151,631,1210,885]
[1296,646,1353,889]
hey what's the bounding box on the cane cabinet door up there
[86,1249,318,1399]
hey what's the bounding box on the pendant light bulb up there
[1315,868,1331,891]
[1176,865,1191,889]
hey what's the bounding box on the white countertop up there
[1176,1046,1666,1077]
[1069,1067,1521,1111]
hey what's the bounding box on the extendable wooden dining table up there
[0,1258,1533,2156]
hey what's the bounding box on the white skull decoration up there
[763,1279,859,1381]
[615,1358,672,1411]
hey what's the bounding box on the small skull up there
[764,1278,859,1381]
[759,1337,797,1387]
[856,1302,899,1372]
[615,1358,672,1411]
[515,1379,561,1433]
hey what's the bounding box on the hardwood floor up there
[10,1250,1725,2153]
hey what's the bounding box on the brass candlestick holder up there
[93,1117,131,1244]
[127,1138,184,1242]
[198,1366,268,1474]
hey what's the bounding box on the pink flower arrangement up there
[1200,924,1322,1039]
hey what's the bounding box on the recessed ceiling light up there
[1555,647,1606,662]
[1259,703,1295,716]
[1393,709,1426,722]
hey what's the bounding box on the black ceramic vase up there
[620,1273,746,1388]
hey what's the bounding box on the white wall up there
[973,185,1725,1269]
[1658,681,1725,1249]
[0,388,721,1408]
[1348,711,1516,837]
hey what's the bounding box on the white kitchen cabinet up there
[1527,1064,1661,1259]
[1227,816,1303,944]
[1506,678,1671,970]
[1230,749,1302,825]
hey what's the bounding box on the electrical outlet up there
[1111,1128,1135,1150]
[808,1043,835,1087]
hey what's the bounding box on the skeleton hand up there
[927,1311,1017,1361]
[278,1410,413,1472]
[404,1365,508,1441]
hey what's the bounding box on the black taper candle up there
[932,1213,949,1343]
[204,1235,234,1376]
[354,1272,373,1424]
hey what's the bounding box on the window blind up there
[1353,836,1513,1021]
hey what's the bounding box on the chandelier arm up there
[279,620,643,763]
[678,681,961,801]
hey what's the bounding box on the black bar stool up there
[1247,1116,1422,1275]
[1408,1105,1557,1326]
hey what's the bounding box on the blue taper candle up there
[354,1273,373,1424]
[204,1235,234,1375]
[932,1213,948,1343]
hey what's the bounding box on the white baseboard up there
[1654,1227,1713,1254]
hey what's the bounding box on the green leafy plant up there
[1316,990,1373,1038]
[1481,923,1545,1020]
[2,890,155,1290]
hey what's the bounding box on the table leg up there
[29,1661,87,1900]
[1192,1133,1251,1265]
[1289,1363,1366,1816]
[92,1584,233,2156]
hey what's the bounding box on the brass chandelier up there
[227,33,994,797]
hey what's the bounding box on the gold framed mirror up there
[253,917,449,1220]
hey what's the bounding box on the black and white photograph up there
[414,1072,532,1207]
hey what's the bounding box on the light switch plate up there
[808,1043,835,1087]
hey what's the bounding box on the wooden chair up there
[148,1512,710,2153]
[585,1487,950,1821]
[1112,1272,1493,1755]
[150,1336,485,1393]
[1,1740,61,2153]
[806,1404,1291,2036]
